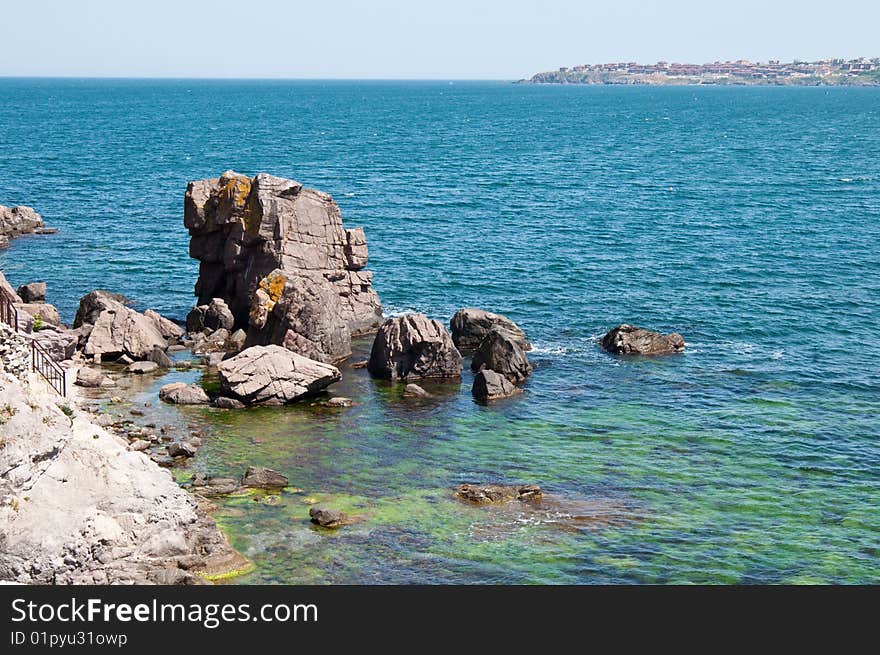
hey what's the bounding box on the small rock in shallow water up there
[351,360,368,369]
[159,382,210,405]
[128,439,151,452]
[127,361,159,374]
[213,396,245,409]
[168,442,197,458]
[324,397,353,407]
[309,507,348,528]
[472,369,521,401]
[241,466,288,489]
[454,483,543,504]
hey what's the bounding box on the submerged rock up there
[454,483,543,504]
[309,507,348,528]
[471,329,533,384]
[450,308,531,353]
[367,313,462,380]
[16,282,46,303]
[159,382,210,405]
[472,369,520,401]
[73,290,167,361]
[403,383,431,398]
[213,396,245,409]
[184,171,382,362]
[217,345,341,405]
[241,466,288,489]
[600,324,685,355]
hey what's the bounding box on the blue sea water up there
[1,79,879,583]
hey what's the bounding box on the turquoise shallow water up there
[1,80,879,583]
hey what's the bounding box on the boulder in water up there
[450,308,530,353]
[472,369,521,401]
[217,345,341,405]
[367,313,462,380]
[471,329,533,384]
[73,290,167,361]
[159,382,210,405]
[454,483,543,504]
[600,324,685,355]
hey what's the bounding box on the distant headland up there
[519,58,880,86]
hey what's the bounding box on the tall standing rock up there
[367,314,462,380]
[184,171,382,362]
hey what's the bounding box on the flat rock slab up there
[454,483,543,504]
[241,466,289,489]
[218,345,341,405]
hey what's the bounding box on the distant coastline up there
[519,57,880,86]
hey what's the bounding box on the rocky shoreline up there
[0,171,686,584]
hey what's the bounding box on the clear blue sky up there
[1,0,877,79]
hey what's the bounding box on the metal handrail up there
[0,287,67,396]
[0,288,18,331]
[31,337,67,397]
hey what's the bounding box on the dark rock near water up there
[73,290,167,360]
[213,396,245,409]
[241,466,288,489]
[367,313,462,380]
[184,171,382,363]
[450,308,531,353]
[309,507,348,528]
[217,344,341,405]
[186,297,234,334]
[471,329,533,384]
[168,441,197,458]
[600,324,685,356]
[148,346,173,368]
[17,282,46,303]
[159,382,210,405]
[454,483,543,504]
[472,369,520,401]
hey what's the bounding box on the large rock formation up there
[367,313,462,380]
[184,171,382,362]
[73,290,168,361]
[450,308,531,353]
[217,344,341,405]
[0,205,44,239]
[600,324,685,356]
[471,329,533,384]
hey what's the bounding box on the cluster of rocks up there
[0,205,55,249]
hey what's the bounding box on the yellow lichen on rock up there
[248,270,287,328]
